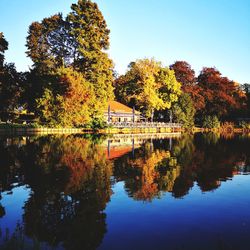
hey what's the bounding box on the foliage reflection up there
[0,133,249,249]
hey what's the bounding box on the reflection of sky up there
[0,185,31,237]
[100,175,250,250]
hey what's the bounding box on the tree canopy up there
[26,0,114,104]
[170,61,196,87]
[114,58,181,120]
[0,2,248,128]
[197,67,245,118]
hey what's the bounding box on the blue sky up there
[0,0,249,83]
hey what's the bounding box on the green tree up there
[26,0,114,103]
[25,0,114,121]
[25,14,73,111]
[114,58,181,120]
[26,14,74,74]
[67,0,114,102]
[172,93,196,128]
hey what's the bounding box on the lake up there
[0,133,250,250]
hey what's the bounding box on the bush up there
[89,117,108,130]
[202,115,220,129]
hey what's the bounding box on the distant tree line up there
[0,0,249,128]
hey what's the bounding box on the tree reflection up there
[113,133,250,201]
[171,133,250,196]
[0,133,250,248]
[0,135,112,250]
[113,141,180,201]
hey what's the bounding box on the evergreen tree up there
[172,93,196,128]
[67,0,114,101]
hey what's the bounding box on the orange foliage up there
[198,67,246,117]
[129,149,171,201]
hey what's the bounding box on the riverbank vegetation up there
[0,0,249,130]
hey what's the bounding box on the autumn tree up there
[114,59,181,120]
[170,61,205,112]
[170,61,196,86]
[197,67,245,119]
[26,0,114,113]
[37,67,95,127]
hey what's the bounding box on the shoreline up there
[0,126,183,135]
[0,126,249,135]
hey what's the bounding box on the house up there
[104,101,141,123]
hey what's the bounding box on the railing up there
[108,122,182,128]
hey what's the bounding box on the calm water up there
[0,133,250,250]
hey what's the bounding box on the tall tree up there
[26,14,74,74]
[114,59,181,120]
[26,0,114,117]
[67,0,114,101]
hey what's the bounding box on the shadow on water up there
[0,132,249,249]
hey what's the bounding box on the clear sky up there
[0,0,249,83]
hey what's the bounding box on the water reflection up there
[0,135,112,249]
[0,133,249,249]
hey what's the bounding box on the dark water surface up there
[0,133,250,250]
